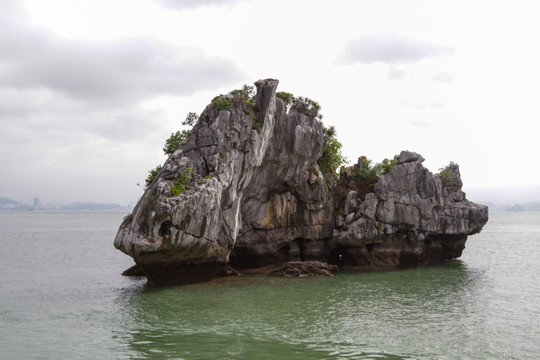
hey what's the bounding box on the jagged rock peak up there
[395,150,424,164]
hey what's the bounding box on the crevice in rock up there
[328,246,347,268]
[294,238,307,261]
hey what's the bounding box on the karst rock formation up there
[114,79,488,285]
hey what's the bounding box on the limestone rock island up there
[114,79,488,285]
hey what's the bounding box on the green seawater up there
[0,211,539,359]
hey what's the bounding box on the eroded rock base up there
[269,261,338,277]
[141,263,225,286]
[327,234,467,270]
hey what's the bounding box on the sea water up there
[0,211,538,360]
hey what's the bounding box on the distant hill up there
[507,204,525,212]
[0,197,22,209]
[1,198,127,211]
[59,202,126,211]
[523,202,540,211]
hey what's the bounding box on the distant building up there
[33,198,40,209]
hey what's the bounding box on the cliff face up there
[331,152,487,269]
[114,79,488,285]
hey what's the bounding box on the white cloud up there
[387,67,407,81]
[338,33,453,65]
[403,120,431,128]
[401,101,443,110]
[430,72,454,83]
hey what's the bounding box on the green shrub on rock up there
[145,165,162,188]
[318,125,347,175]
[229,84,255,101]
[163,112,198,155]
[354,157,397,188]
[276,91,296,110]
[212,96,232,111]
[163,130,189,155]
[170,168,192,196]
[439,171,454,187]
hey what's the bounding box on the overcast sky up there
[1,0,539,207]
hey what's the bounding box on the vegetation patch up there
[438,162,457,187]
[144,164,162,188]
[252,122,261,133]
[229,85,255,101]
[332,208,344,217]
[318,125,347,175]
[354,157,397,188]
[170,167,192,196]
[163,130,189,155]
[212,96,232,111]
[182,112,198,127]
[163,112,198,155]
[144,193,157,212]
[276,91,295,110]
[439,171,454,187]
[301,96,321,111]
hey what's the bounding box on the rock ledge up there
[269,261,338,277]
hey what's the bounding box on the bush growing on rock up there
[163,130,188,155]
[229,84,255,101]
[438,161,457,187]
[163,112,198,155]
[353,157,397,188]
[439,171,454,187]
[170,167,192,196]
[301,96,321,111]
[318,125,347,175]
[276,91,295,110]
[212,96,232,111]
[182,112,198,127]
[143,112,198,189]
[144,165,162,188]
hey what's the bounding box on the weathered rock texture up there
[331,152,487,270]
[269,261,338,278]
[115,79,488,285]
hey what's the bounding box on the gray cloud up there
[0,0,246,205]
[0,31,244,105]
[0,0,244,105]
[338,33,453,65]
[155,0,250,10]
